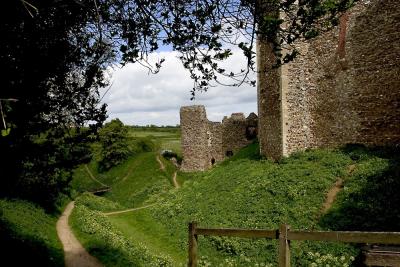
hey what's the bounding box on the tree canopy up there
[98,119,132,171]
[0,0,356,207]
[1,0,110,207]
[88,0,357,95]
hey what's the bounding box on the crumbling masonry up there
[257,0,400,160]
[181,0,400,171]
[180,106,258,171]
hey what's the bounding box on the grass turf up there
[0,199,65,267]
[71,143,400,266]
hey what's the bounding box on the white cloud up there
[101,48,257,126]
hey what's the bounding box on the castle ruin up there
[180,105,258,171]
[181,0,400,171]
[257,0,400,160]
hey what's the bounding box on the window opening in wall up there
[246,126,257,140]
[226,151,233,157]
[211,158,215,165]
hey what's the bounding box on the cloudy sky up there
[100,49,257,126]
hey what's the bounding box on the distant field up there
[128,127,182,156]
[129,130,178,137]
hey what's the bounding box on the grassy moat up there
[1,127,399,266]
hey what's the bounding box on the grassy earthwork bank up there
[0,126,180,267]
[69,130,400,267]
[0,198,66,266]
[1,121,398,267]
[68,126,182,266]
[69,156,178,266]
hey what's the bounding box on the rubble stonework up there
[181,0,399,166]
[257,0,400,160]
[180,106,258,171]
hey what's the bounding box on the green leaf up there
[1,128,11,137]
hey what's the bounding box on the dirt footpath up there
[172,171,180,188]
[57,201,103,267]
[157,155,180,188]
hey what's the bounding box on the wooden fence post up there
[279,224,290,267]
[188,222,198,267]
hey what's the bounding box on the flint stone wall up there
[180,105,258,171]
[258,0,400,159]
[180,105,209,171]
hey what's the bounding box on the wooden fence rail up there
[188,222,400,267]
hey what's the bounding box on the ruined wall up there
[312,0,400,147]
[180,105,210,171]
[257,38,283,160]
[207,122,224,166]
[258,0,400,158]
[180,105,258,171]
[222,113,249,156]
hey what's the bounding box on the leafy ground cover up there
[70,129,399,267]
[70,200,174,266]
[0,199,65,266]
[138,144,362,266]
[71,152,176,207]
[70,148,180,266]
[319,145,400,232]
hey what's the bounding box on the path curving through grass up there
[84,164,108,187]
[100,155,179,216]
[156,155,180,188]
[172,171,180,188]
[120,159,142,182]
[103,203,157,216]
[156,155,166,171]
[57,201,103,267]
[321,164,357,213]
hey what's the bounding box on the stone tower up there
[180,105,258,172]
[257,0,400,160]
[180,105,210,171]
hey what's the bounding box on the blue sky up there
[100,49,257,126]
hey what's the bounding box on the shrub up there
[98,119,132,172]
[133,137,157,153]
[303,252,355,267]
[161,150,178,160]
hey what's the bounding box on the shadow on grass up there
[220,141,261,165]
[319,144,400,231]
[0,228,63,267]
[88,243,133,266]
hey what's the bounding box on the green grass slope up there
[71,152,148,194]
[71,152,176,208]
[133,145,360,266]
[0,199,64,267]
[70,151,178,266]
[71,143,400,266]
[104,152,174,207]
[319,145,400,232]
[70,200,174,266]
